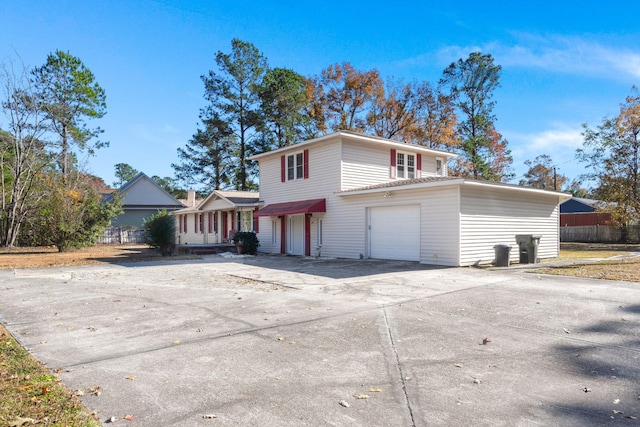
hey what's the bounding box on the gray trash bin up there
[493,244,511,267]
[515,235,541,263]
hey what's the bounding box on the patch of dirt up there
[0,245,199,269]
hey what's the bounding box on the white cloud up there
[434,34,640,80]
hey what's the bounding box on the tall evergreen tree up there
[441,52,512,181]
[201,39,267,190]
[257,67,309,149]
[31,50,107,177]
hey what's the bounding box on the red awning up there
[254,198,326,217]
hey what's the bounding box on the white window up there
[272,221,277,246]
[436,157,444,176]
[396,152,415,179]
[287,152,304,181]
[317,219,323,247]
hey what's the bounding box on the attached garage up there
[368,205,421,261]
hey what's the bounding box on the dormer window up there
[397,152,415,179]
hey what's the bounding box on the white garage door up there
[369,205,420,261]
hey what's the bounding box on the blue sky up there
[2,0,639,189]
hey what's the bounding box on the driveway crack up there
[383,306,416,427]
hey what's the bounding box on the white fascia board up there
[337,178,466,197]
[461,180,571,200]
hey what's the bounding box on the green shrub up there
[232,231,260,255]
[143,210,175,256]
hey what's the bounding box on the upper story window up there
[287,152,304,181]
[436,157,444,176]
[396,152,415,179]
[281,149,309,182]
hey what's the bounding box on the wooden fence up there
[560,224,640,243]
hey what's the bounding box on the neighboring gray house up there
[104,172,185,228]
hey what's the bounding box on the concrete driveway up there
[1,255,639,426]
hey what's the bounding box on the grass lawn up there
[536,242,640,282]
[0,324,100,426]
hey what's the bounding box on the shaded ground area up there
[0,257,638,426]
[0,245,199,269]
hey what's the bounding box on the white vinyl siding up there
[459,186,560,266]
[341,141,391,189]
[420,187,460,266]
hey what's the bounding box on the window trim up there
[435,157,444,176]
[396,151,416,180]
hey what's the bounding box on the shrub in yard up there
[143,210,175,256]
[232,231,260,255]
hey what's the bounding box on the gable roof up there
[103,172,185,209]
[249,130,458,160]
[173,190,261,213]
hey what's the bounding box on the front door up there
[287,214,305,255]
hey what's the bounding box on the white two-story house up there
[250,131,569,266]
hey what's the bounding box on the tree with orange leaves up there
[578,86,640,240]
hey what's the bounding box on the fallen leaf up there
[73,389,85,396]
[354,394,370,399]
[563,328,571,334]
[613,410,624,415]
[613,398,620,404]
[277,337,285,341]
[482,337,491,345]
[123,414,135,421]
[173,340,181,344]
[454,363,463,368]
[626,415,638,419]
[203,414,217,419]
[8,416,36,427]
[369,388,382,392]
[106,416,117,423]
[126,375,136,381]
[583,387,591,393]
[339,400,350,407]
[89,386,102,396]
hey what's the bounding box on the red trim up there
[253,208,259,233]
[416,153,422,178]
[305,214,311,256]
[390,149,396,178]
[255,198,326,217]
[303,149,309,179]
[280,216,286,254]
[281,155,286,182]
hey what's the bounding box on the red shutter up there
[416,153,422,178]
[280,216,286,254]
[253,208,259,233]
[281,155,286,182]
[390,149,396,178]
[303,149,309,179]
